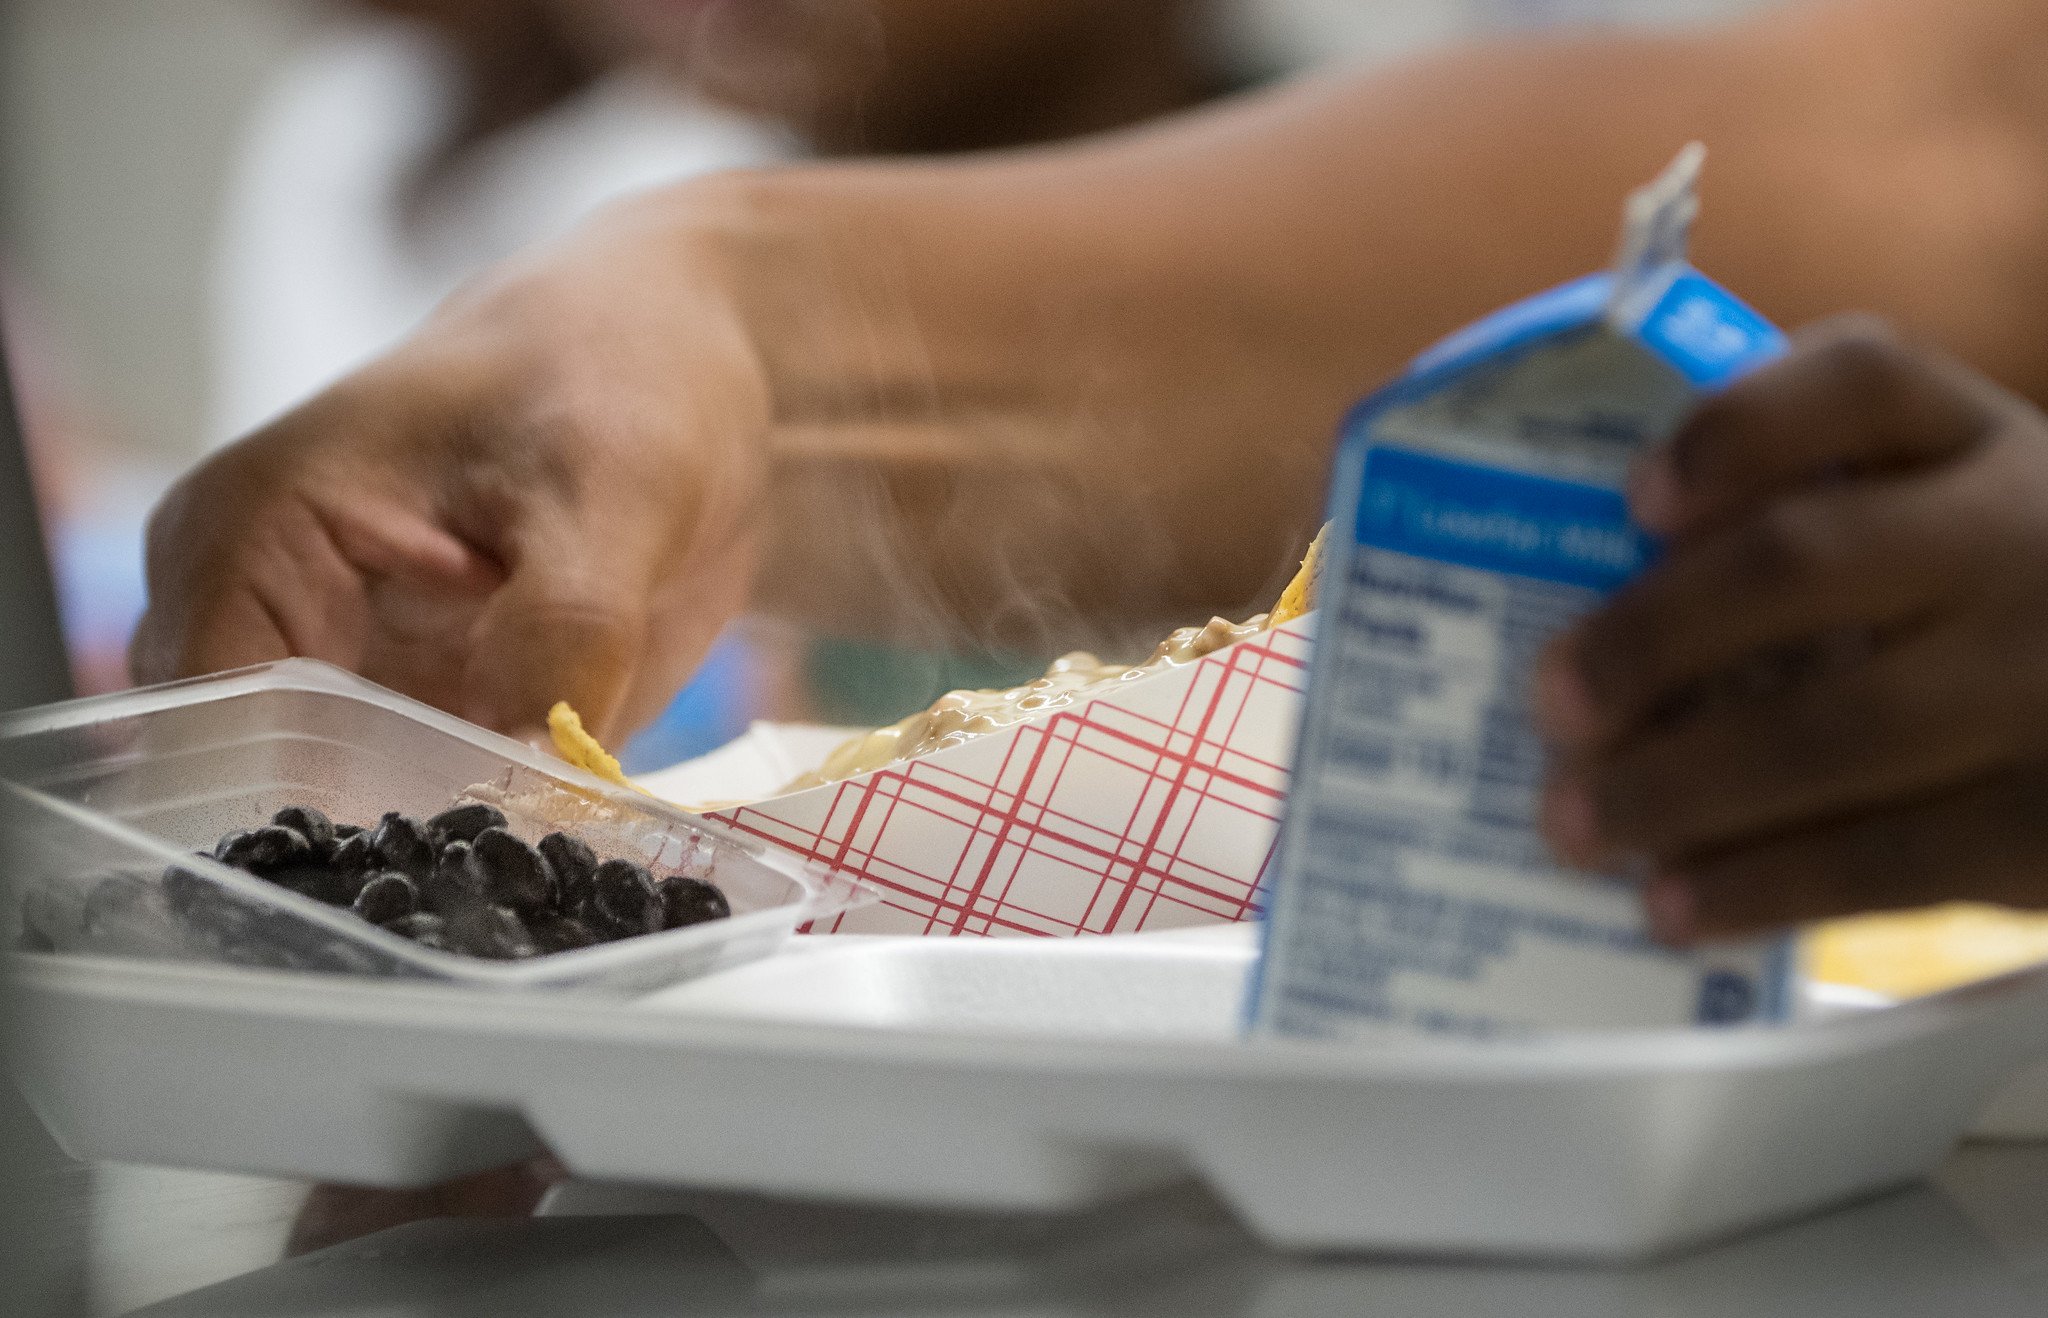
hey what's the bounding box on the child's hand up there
[131,189,773,744]
[1532,317,2048,944]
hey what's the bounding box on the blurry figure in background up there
[212,0,778,441]
[0,292,159,696]
[213,0,1238,767]
[578,0,1236,157]
[215,0,1242,444]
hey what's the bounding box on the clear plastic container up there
[0,659,868,994]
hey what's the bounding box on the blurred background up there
[0,0,1774,770]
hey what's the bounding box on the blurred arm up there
[732,0,2047,643]
[139,0,2048,738]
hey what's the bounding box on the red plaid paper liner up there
[708,619,1311,936]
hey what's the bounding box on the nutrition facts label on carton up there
[1318,447,1638,839]
[1262,445,1762,1037]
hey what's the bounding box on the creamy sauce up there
[544,534,1325,807]
[778,524,1328,795]
[782,613,1271,792]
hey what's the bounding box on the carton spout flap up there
[1387,144,1773,403]
[1607,142,1707,324]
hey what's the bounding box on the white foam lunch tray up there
[16,925,2048,1260]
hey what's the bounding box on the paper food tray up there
[637,617,1313,938]
[19,929,2048,1260]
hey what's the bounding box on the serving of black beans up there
[370,813,435,881]
[525,909,599,954]
[426,802,507,849]
[442,903,539,961]
[217,825,312,873]
[588,859,660,939]
[272,805,337,857]
[352,872,419,925]
[272,862,366,910]
[178,802,729,961]
[537,832,598,909]
[467,828,555,912]
[330,829,377,877]
[657,876,731,930]
[383,911,450,951]
[80,871,155,934]
[419,841,479,915]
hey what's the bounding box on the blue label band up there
[1638,271,1788,388]
[1353,446,1655,594]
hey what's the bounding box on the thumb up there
[460,545,648,744]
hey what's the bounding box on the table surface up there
[29,1138,2048,1316]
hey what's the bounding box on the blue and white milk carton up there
[1249,147,1796,1039]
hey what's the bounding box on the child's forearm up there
[728,2,2045,646]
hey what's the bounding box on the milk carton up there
[1249,147,1795,1038]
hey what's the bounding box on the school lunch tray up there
[0,660,866,995]
[15,925,2048,1260]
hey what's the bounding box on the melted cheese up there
[782,615,1270,792]
[1269,524,1324,627]
[548,701,633,789]
[547,527,1327,803]
[782,529,1328,792]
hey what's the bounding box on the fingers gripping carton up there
[1249,147,1797,1038]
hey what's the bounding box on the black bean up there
[382,911,447,945]
[333,822,366,840]
[330,829,377,877]
[371,813,435,880]
[352,872,418,925]
[465,827,555,913]
[217,825,313,874]
[81,872,155,932]
[162,864,223,918]
[588,859,658,940]
[163,869,263,948]
[217,911,305,969]
[58,871,181,954]
[441,904,538,960]
[271,805,336,857]
[537,832,598,909]
[418,842,482,915]
[525,909,599,955]
[163,863,249,925]
[426,802,507,849]
[656,876,731,929]
[243,907,347,971]
[271,863,365,908]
